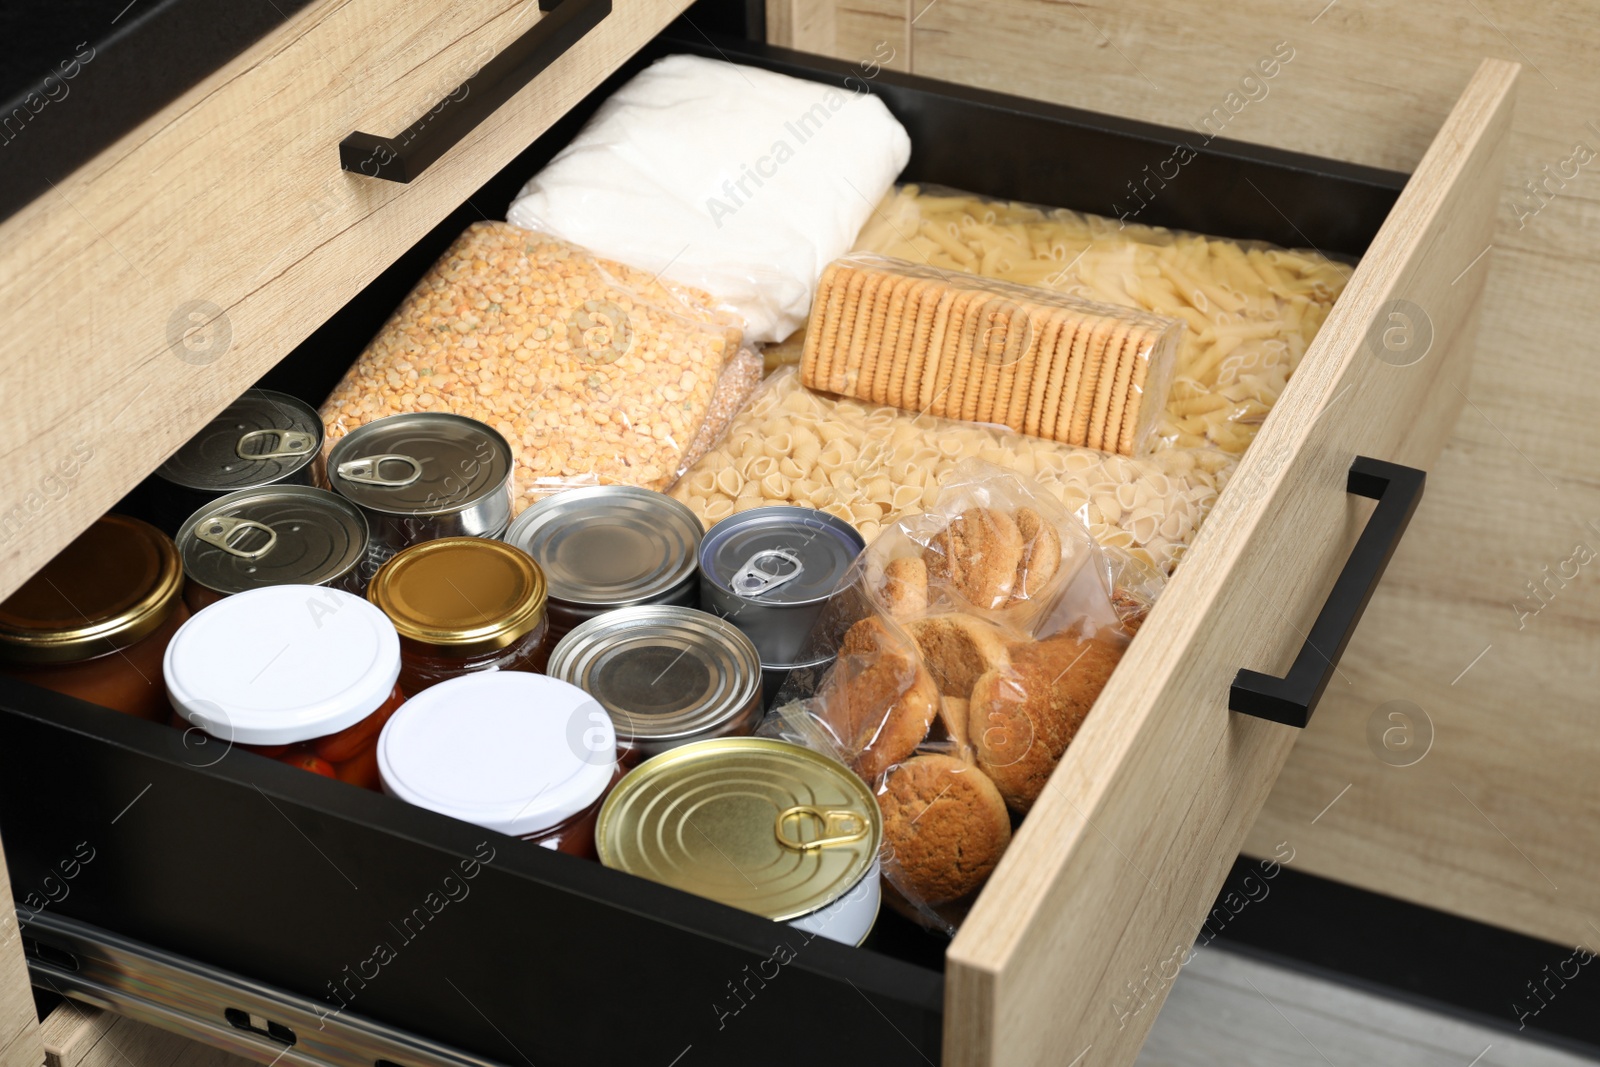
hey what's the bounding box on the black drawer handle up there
[1230,456,1425,729]
[339,0,611,183]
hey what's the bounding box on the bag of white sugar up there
[506,54,912,345]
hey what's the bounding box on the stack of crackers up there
[798,256,1181,456]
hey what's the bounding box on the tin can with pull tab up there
[175,486,370,610]
[145,389,325,534]
[596,737,882,945]
[697,507,865,709]
[327,412,514,576]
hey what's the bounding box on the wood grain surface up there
[769,0,1600,974]
[0,0,693,601]
[941,56,1514,1067]
[0,847,40,1067]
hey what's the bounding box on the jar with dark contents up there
[163,585,403,789]
[0,515,189,720]
[144,389,325,535]
[377,672,619,858]
[367,537,549,696]
[176,486,370,611]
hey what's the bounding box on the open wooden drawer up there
[0,30,1516,1067]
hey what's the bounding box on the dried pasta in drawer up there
[670,368,1233,574]
[320,222,742,513]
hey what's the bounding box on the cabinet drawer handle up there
[339,0,611,183]
[1230,456,1425,729]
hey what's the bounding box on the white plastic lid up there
[164,585,401,746]
[377,672,617,838]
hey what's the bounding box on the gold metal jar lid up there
[0,514,183,664]
[596,738,881,922]
[367,537,547,656]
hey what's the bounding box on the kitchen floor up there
[1138,946,1596,1067]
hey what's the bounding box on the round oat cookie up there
[880,754,1011,906]
[906,613,1012,698]
[922,507,1025,610]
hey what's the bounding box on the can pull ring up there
[775,805,868,852]
[195,516,278,560]
[235,428,317,461]
[337,454,423,487]
[731,548,804,598]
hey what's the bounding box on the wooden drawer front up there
[0,0,693,602]
[0,34,1510,1067]
[945,58,1517,1067]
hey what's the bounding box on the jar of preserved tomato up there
[377,672,619,858]
[0,514,188,720]
[163,585,403,789]
[367,537,549,696]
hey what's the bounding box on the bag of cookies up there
[799,254,1184,458]
[320,221,745,515]
[763,460,1161,933]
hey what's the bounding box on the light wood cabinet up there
[0,3,1538,1065]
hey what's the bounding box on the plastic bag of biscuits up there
[798,253,1184,458]
[761,460,1161,933]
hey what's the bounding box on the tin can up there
[698,507,864,668]
[327,413,513,575]
[504,486,702,646]
[175,486,369,611]
[548,606,762,757]
[597,737,881,945]
[147,389,324,533]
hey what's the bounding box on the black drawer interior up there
[1,29,1406,1067]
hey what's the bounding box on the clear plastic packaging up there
[761,461,1159,933]
[799,253,1183,457]
[505,53,911,344]
[320,222,743,514]
[850,184,1353,455]
[670,367,1232,574]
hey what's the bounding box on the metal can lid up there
[0,515,183,664]
[699,507,864,606]
[597,738,880,922]
[547,606,759,746]
[156,389,323,492]
[504,486,702,608]
[176,486,368,597]
[327,413,512,521]
[378,672,616,838]
[367,538,546,655]
[164,586,400,745]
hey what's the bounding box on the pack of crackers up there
[797,254,1183,457]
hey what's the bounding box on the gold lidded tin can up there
[547,606,761,757]
[597,738,882,945]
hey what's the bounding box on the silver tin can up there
[504,486,703,645]
[698,507,865,668]
[149,389,324,533]
[327,413,513,575]
[547,606,762,758]
[175,486,370,610]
